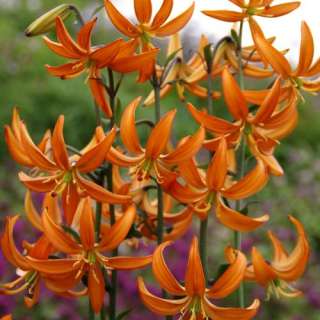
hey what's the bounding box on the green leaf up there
[164,48,182,69]
[230,29,240,46]
[210,263,230,285]
[115,98,122,126]
[116,308,133,320]
[62,225,81,243]
[204,43,213,69]
[90,4,105,19]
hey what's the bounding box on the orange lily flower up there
[0,216,53,308]
[144,33,220,106]
[44,17,158,116]
[118,97,205,183]
[4,107,51,168]
[245,216,310,299]
[7,113,130,224]
[138,237,260,319]
[104,0,194,47]
[0,315,12,320]
[252,20,320,100]
[26,198,152,313]
[187,68,298,176]
[202,0,300,24]
[166,137,269,232]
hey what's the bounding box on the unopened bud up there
[25,4,73,37]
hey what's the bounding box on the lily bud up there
[25,4,73,37]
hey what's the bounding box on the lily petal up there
[98,205,136,251]
[154,3,194,37]
[145,109,177,159]
[152,241,186,296]
[222,160,268,200]
[215,195,269,232]
[104,0,140,37]
[120,97,143,154]
[134,0,152,24]
[185,237,206,296]
[207,247,246,299]
[151,0,173,29]
[75,171,131,204]
[222,68,248,120]
[52,115,70,170]
[138,277,188,315]
[76,127,116,173]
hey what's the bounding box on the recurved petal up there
[1,215,30,270]
[111,49,159,73]
[45,62,85,79]
[145,109,177,159]
[52,115,70,170]
[177,158,206,189]
[77,18,97,51]
[19,123,57,171]
[120,97,143,154]
[90,39,123,68]
[75,171,131,204]
[4,126,33,167]
[185,237,206,296]
[24,191,43,231]
[294,21,314,76]
[222,160,269,200]
[134,0,152,23]
[27,256,77,274]
[88,75,112,118]
[215,196,269,232]
[268,231,289,264]
[186,103,239,135]
[19,172,57,193]
[98,204,136,251]
[207,138,229,191]
[152,241,186,296]
[162,126,205,164]
[271,216,310,281]
[154,2,195,37]
[259,2,300,18]
[137,277,188,315]
[252,77,281,124]
[55,17,86,56]
[88,265,105,314]
[103,255,152,270]
[202,10,246,22]
[253,33,292,78]
[76,127,116,173]
[151,0,173,29]
[207,247,246,299]
[79,198,95,250]
[203,296,260,320]
[222,68,248,120]
[104,0,140,37]
[43,36,80,59]
[42,208,81,254]
[252,247,277,286]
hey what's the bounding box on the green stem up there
[199,218,208,280]
[237,20,245,90]
[107,68,117,320]
[153,78,164,245]
[89,301,95,320]
[207,74,214,116]
[153,72,171,320]
[69,5,85,26]
[234,19,246,308]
